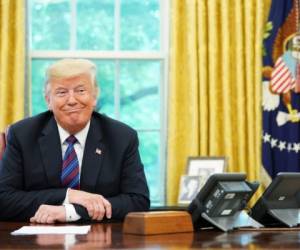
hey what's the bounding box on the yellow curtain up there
[0,0,25,131]
[167,0,272,204]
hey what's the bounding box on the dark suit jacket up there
[0,111,150,221]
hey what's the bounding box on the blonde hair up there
[45,58,98,94]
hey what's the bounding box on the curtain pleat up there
[0,0,25,131]
[167,0,272,204]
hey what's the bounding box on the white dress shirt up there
[57,121,90,222]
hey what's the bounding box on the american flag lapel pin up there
[95,148,102,155]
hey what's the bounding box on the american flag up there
[263,0,300,179]
[270,57,295,93]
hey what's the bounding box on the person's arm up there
[0,130,110,222]
[107,130,150,219]
[0,126,149,222]
[32,135,150,223]
[0,127,67,222]
[61,189,81,221]
[28,189,112,223]
[71,130,150,221]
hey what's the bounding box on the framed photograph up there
[186,156,227,176]
[178,175,206,204]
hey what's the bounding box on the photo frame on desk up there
[178,175,206,205]
[186,156,227,176]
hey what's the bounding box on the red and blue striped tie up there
[61,135,80,189]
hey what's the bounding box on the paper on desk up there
[11,225,91,235]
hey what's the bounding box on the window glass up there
[138,131,161,205]
[30,0,70,50]
[120,60,160,129]
[31,59,55,114]
[93,60,115,117]
[77,0,114,50]
[120,0,160,51]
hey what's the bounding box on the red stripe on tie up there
[61,135,80,190]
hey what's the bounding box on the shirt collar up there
[57,121,91,147]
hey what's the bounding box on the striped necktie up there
[61,135,80,189]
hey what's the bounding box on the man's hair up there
[44,58,98,95]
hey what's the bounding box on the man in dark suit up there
[0,59,150,223]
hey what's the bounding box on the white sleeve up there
[62,188,81,222]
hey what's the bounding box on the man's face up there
[46,73,97,134]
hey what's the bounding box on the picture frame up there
[177,157,227,205]
[178,175,206,204]
[186,156,227,176]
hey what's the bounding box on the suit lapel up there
[38,116,62,187]
[80,116,105,192]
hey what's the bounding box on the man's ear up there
[44,82,53,110]
[92,87,99,108]
[45,94,52,111]
[93,96,97,107]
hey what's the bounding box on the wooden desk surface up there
[1,222,300,249]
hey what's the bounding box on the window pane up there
[121,0,160,51]
[30,0,70,50]
[138,131,161,205]
[77,0,114,50]
[93,60,115,117]
[119,60,160,130]
[31,59,55,115]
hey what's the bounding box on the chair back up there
[0,132,6,160]
[0,126,9,160]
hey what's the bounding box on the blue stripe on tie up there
[61,135,80,189]
[69,175,80,188]
[61,160,78,179]
[64,146,73,159]
[63,157,78,172]
[61,162,78,180]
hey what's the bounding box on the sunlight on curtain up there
[167,0,272,204]
[0,0,25,131]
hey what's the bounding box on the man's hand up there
[68,189,112,221]
[30,205,66,224]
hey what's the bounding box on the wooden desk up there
[1,222,300,249]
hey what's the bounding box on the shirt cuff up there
[64,203,81,221]
[63,188,81,222]
[63,188,70,205]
